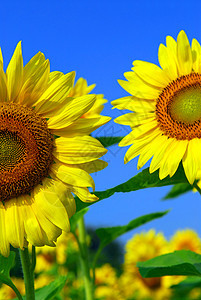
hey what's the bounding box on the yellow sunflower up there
[123,230,171,300]
[66,77,111,136]
[169,229,201,253]
[112,30,201,184]
[0,42,109,257]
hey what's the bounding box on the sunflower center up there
[0,103,54,202]
[0,131,25,169]
[156,73,201,140]
[170,87,201,124]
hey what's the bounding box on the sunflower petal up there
[0,203,10,256]
[177,30,193,75]
[6,41,23,101]
[50,161,95,190]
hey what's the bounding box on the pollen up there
[0,103,54,202]
[156,73,201,140]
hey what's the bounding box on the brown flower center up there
[156,73,201,140]
[0,103,54,202]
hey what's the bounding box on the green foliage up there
[96,211,169,249]
[70,207,89,232]
[34,276,67,300]
[163,183,192,200]
[0,251,23,299]
[75,164,188,211]
[172,276,201,292]
[96,136,123,147]
[13,276,68,300]
[137,250,201,278]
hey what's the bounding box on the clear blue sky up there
[1,0,201,245]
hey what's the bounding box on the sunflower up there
[112,30,201,184]
[0,42,109,257]
[65,77,111,136]
[169,229,201,253]
[122,230,171,300]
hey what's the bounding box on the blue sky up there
[1,0,201,246]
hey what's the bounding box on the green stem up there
[19,248,35,300]
[77,216,94,300]
[193,182,201,195]
[8,282,23,300]
[92,246,103,285]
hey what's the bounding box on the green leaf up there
[0,251,23,300]
[14,276,67,300]
[96,136,123,147]
[163,183,192,200]
[75,164,188,212]
[171,276,201,292]
[35,276,67,300]
[70,208,89,232]
[96,211,169,249]
[137,250,201,278]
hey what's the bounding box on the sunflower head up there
[0,42,109,256]
[169,229,201,253]
[112,30,201,184]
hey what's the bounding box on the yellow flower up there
[94,264,123,300]
[122,230,171,300]
[112,30,201,184]
[67,77,111,136]
[0,42,109,256]
[169,229,201,253]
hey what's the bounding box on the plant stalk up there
[77,216,94,300]
[19,247,35,300]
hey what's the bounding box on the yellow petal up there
[52,115,111,137]
[125,129,161,164]
[54,136,107,164]
[50,161,95,190]
[0,203,10,256]
[35,71,75,116]
[149,135,173,173]
[72,159,108,174]
[72,186,98,203]
[19,59,50,106]
[191,38,201,73]
[5,197,25,249]
[159,139,188,179]
[118,78,160,99]
[34,182,70,233]
[158,43,178,80]
[47,95,96,129]
[115,113,155,127]
[47,71,63,88]
[0,66,7,102]
[31,200,62,242]
[132,60,170,87]
[182,140,198,184]
[177,30,193,75]
[6,41,23,102]
[21,196,48,246]
[0,47,3,68]
[43,178,76,219]
[23,52,46,82]
[111,96,155,112]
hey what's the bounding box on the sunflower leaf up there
[171,276,201,293]
[13,276,68,300]
[96,136,123,147]
[75,164,188,211]
[137,250,201,277]
[163,183,193,200]
[0,251,23,299]
[96,210,169,249]
[34,276,67,300]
